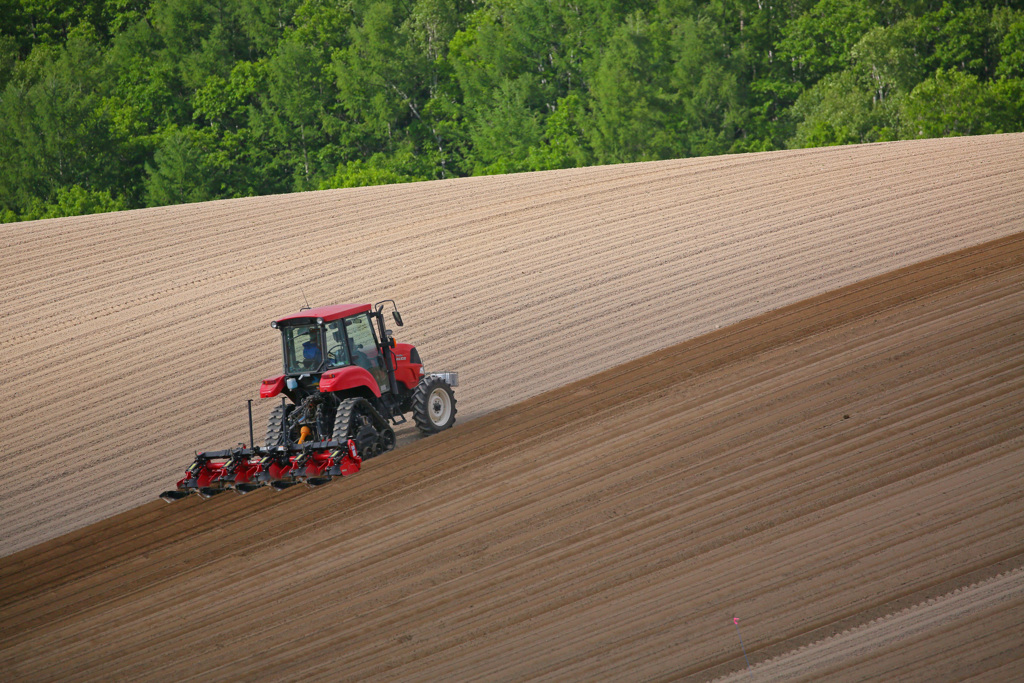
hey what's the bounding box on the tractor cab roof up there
[274,303,371,326]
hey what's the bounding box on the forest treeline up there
[1,0,1023,222]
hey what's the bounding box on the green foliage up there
[2,0,109,54]
[996,13,1024,79]
[589,11,675,164]
[528,92,592,170]
[666,12,743,157]
[320,146,430,188]
[0,34,19,91]
[903,67,1019,138]
[851,21,926,101]
[778,0,882,83]
[789,71,872,147]
[915,4,1005,78]
[785,5,1024,148]
[22,184,126,219]
[144,124,245,205]
[0,24,125,216]
[467,76,543,173]
[1,0,1023,222]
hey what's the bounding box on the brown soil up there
[1,230,1022,681]
[2,134,1024,557]
[719,568,1024,682]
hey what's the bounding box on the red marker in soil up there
[733,617,751,669]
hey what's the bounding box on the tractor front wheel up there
[412,377,457,434]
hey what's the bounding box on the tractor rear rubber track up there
[265,401,291,447]
[333,397,395,459]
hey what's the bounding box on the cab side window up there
[325,319,349,369]
[344,314,380,371]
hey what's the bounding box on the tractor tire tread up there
[411,377,457,434]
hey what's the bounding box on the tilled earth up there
[1,233,1022,681]
[2,134,1023,556]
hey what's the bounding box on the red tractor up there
[160,301,458,501]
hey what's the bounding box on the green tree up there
[467,75,542,173]
[1,0,108,54]
[995,13,1024,79]
[787,19,924,148]
[902,68,1014,138]
[0,24,123,217]
[588,11,675,164]
[21,184,125,219]
[778,0,881,84]
[788,70,871,147]
[4,0,1024,223]
[850,20,925,104]
[229,0,304,53]
[915,4,1001,79]
[266,35,336,188]
[0,34,18,91]
[448,0,630,172]
[320,145,429,188]
[334,0,463,178]
[102,0,155,36]
[144,125,228,205]
[527,91,592,170]
[665,11,741,157]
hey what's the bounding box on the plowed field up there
[1,231,1023,681]
[2,133,1024,557]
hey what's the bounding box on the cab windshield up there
[282,321,350,374]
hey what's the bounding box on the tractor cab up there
[262,302,413,404]
[279,318,368,376]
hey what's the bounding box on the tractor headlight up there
[271,321,278,329]
[317,317,324,324]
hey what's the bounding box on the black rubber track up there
[264,402,292,447]
[332,397,394,458]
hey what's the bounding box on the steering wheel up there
[326,343,344,363]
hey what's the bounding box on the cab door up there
[344,313,389,393]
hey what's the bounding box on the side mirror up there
[392,311,404,327]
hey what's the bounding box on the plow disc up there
[160,439,362,503]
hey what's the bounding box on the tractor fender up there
[320,366,382,397]
[260,375,285,398]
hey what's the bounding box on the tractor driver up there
[302,328,322,367]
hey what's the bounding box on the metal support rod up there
[247,399,254,449]
[281,396,288,445]
[733,618,751,669]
